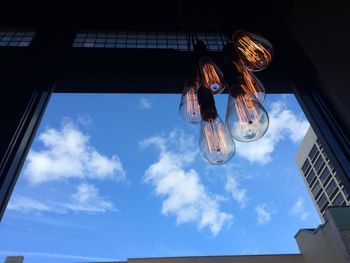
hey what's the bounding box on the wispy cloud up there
[24,120,126,184]
[138,97,152,109]
[236,101,309,165]
[0,250,118,262]
[255,203,275,225]
[7,196,52,213]
[225,175,248,209]
[76,114,93,127]
[205,163,249,208]
[290,197,310,221]
[8,183,116,214]
[140,130,233,235]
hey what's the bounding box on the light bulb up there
[237,62,266,103]
[233,30,274,72]
[179,79,201,124]
[225,83,269,142]
[197,86,235,164]
[199,116,236,164]
[198,57,226,94]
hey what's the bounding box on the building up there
[296,127,350,220]
[89,208,350,263]
[4,257,23,263]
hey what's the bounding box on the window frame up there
[0,27,349,220]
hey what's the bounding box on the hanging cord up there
[194,30,199,42]
[187,31,191,51]
[191,31,201,87]
[219,32,225,50]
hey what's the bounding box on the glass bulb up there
[179,79,201,124]
[199,57,226,94]
[233,30,274,72]
[199,116,236,164]
[225,83,269,142]
[239,63,266,103]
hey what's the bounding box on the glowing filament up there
[237,36,272,68]
[204,119,222,153]
[234,92,260,126]
[186,89,200,117]
[202,63,223,89]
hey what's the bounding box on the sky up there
[0,93,321,263]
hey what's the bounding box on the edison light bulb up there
[225,83,269,142]
[199,57,226,95]
[179,79,201,124]
[199,116,236,164]
[197,86,235,164]
[238,62,266,103]
[233,30,274,72]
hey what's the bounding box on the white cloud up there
[141,130,233,235]
[290,197,310,221]
[66,183,117,213]
[76,114,93,127]
[7,196,52,213]
[225,175,248,209]
[139,97,152,109]
[24,120,126,184]
[8,183,116,214]
[236,101,310,165]
[255,203,274,225]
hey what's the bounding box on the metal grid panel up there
[73,31,229,51]
[0,29,35,47]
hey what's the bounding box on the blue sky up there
[0,93,321,263]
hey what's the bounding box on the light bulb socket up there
[197,86,218,121]
[183,79,198,93]
[224,59,244,86]
[194,40,209,55]
[228,83,245,98]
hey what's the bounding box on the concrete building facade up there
[295,127,350,220]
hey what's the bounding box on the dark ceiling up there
[0,0,299,94]
[0,1,295,31]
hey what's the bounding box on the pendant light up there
[232,30,274,72]
[179,79,202,124]
[223,43,269,142]
[194,38,227,94]
[197,86,236,164]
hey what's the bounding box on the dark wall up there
[288,0,350,137]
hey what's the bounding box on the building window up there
[311,181,322,197]
[335,173,343,186]
[306,169,316,186]
[319,168,331,185]
[317,194,328,210]
[0,29,35,47]
[72,31,229,51]
[326,180,337,199]
[314,156,325,173]
[309,145,318,162]
[333,193,345,206]
[302,159,311,174]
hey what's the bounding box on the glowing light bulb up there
[179,79,201,124]
[233,30,274,72]
[198,57,226,94]
[197,86,235,164]
[199,116,236,164]
[236,62,266,103]
[225,83,269,142]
